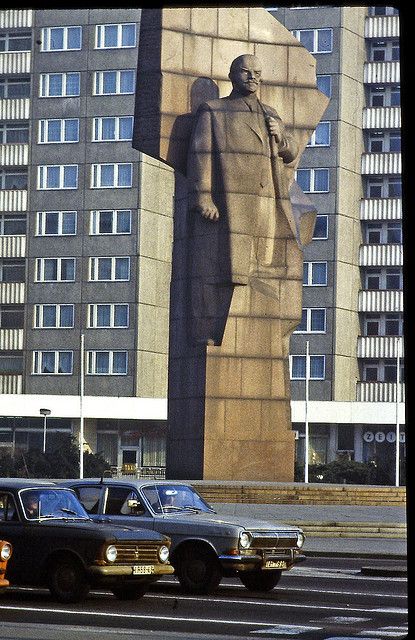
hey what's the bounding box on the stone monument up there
[133,7,329,481]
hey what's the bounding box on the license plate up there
[132,565,155,575]
[265,560,287,569]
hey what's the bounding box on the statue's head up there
[229,54,262,96]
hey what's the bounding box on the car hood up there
[156,511,301,532]
[38,519,167,541]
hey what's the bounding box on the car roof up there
[60,478,193,488]
[0,478,59,490]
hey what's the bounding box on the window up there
[385,314,403,336]
[388,178,401,197]
[292,28,332,53]
[0,170,28,190]
[39,72,80,98]
[34,304,74,328]
[89,257,130,281]
[0,352,23,374]
[365,313,403,337]
[312,215,328,240]
[0,306,24,329]
[364,314,380,336]
[0,78,30,99]
[303,262,327,286]
[35,258,75,282]
[0,122,29,144]
[365,268,403,290]
[296,168,329,193]
[93,70,135,95]
[316,75,331,98]
[36,211,77,236]
[33,350,73,374]
[307,122,331,147]
[290,355,325,380]
[366,177,402,199]
[294,308,326,333]
[0,32,31,52]
[87,350,128,375]
[367,177,383,198]
[91,163,132,188]
[0,259,25,282]
[41,26,82,51]
[38,119,79,143]
[37,165,78,190]
[95,23,136,49]
[90,210,131,235]
[92,116,133,142]
[368,131,401,153]
[0,214,26,236]
[363,360,403,383]
[88,304,129,328]
[365,221,402,244]
[371,40,399,62]
[369,86,400,108]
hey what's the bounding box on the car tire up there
[239,569,282,592]
[47,556,90,603]
[175,545,222,594]
[111,585,148,600]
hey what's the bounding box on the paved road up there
[0,557,408,640]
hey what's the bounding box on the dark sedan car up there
[0,479,174,602]
[62,478,306,595]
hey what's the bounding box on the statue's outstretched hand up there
[266,116,285,145]
[196,200,219,221]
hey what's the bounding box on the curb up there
[361,565,407,577]
[305,550,407,561]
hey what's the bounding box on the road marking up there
[320,617,372,624]
[250,624,321,635]
[357,628,408,637]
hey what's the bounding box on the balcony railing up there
[364,61,400,84]
[0,235,26,258]
[357,381,405,403]
[359,243,402,267]
[0,98,30,121]
[0,374,22,394]
[0,190,28,212]
[0,282,25,304]
[357,335,404,359]
[363,107,401,130]
[0,9,33,28]
[358,289,403,313]
[365,15,400,39]
[0,51,31,75]
[0,143,28,166]
[360,198,401,221]
[0,328,24,350]
[361,152,401,175]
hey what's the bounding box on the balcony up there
[360,198,401,221]
[357,381,405,403]
[0,374,22,394]
[0,98,30,121]
[363,106,401,130]
[357,335,403,359]
[0,51,31,75]
[0,143,28,166]
[0,328,24,350]
[361,152,401,175]
[359,243,403,268]
[365,15,400,39]
[358,289,403,313]
[0,235,26,258]
[364,61,400,84]
[0,190,28,212]
[0,282,25,304]
[0,9,33,28]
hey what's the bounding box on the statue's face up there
[229,56,262,95]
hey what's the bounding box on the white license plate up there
[265,560,287,569]
[132,565,155,575]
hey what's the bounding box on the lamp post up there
[40,408,51,454]
[304,341,310,484]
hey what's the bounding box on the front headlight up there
[105,544,118,563]
[239,531,252,550]
[0,542,12,561]
[296,532,305,548]
[158,545,170,563]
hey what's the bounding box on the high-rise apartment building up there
[0,7,405,482]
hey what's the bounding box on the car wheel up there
[48,556,90,603]
[239,569,282,592]
[176,545,222,594]
[111,585,148,600]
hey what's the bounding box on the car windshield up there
[20,488,90,521]
[142,484,215,515]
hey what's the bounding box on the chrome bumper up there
[89,564,175,577]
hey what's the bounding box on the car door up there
[0,491,39,583]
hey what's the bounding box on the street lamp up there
[40,408,51,454]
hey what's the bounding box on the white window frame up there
[89,209,132,235]
[93,70,135,96]
[35,257,75,282]
[32,350,73,375]
[37,165,78,190]
[90,163,132,189]
[307,121,331,147]
[293,308,326,334]
[296,168,329,193]
[87,350,128,375]
[92,116,133,142]
[312,215,328,240]
[40,26,82,52]
[89,257,130,282]
[303,261,328,286]
[88,303,129,328]
[36,211,77,236]
[39,72,80,98]
[38,118,79,144]
[34,304,74,329]
[292,28,333,54]
[290,355,326,380]
[95,23,136,49]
